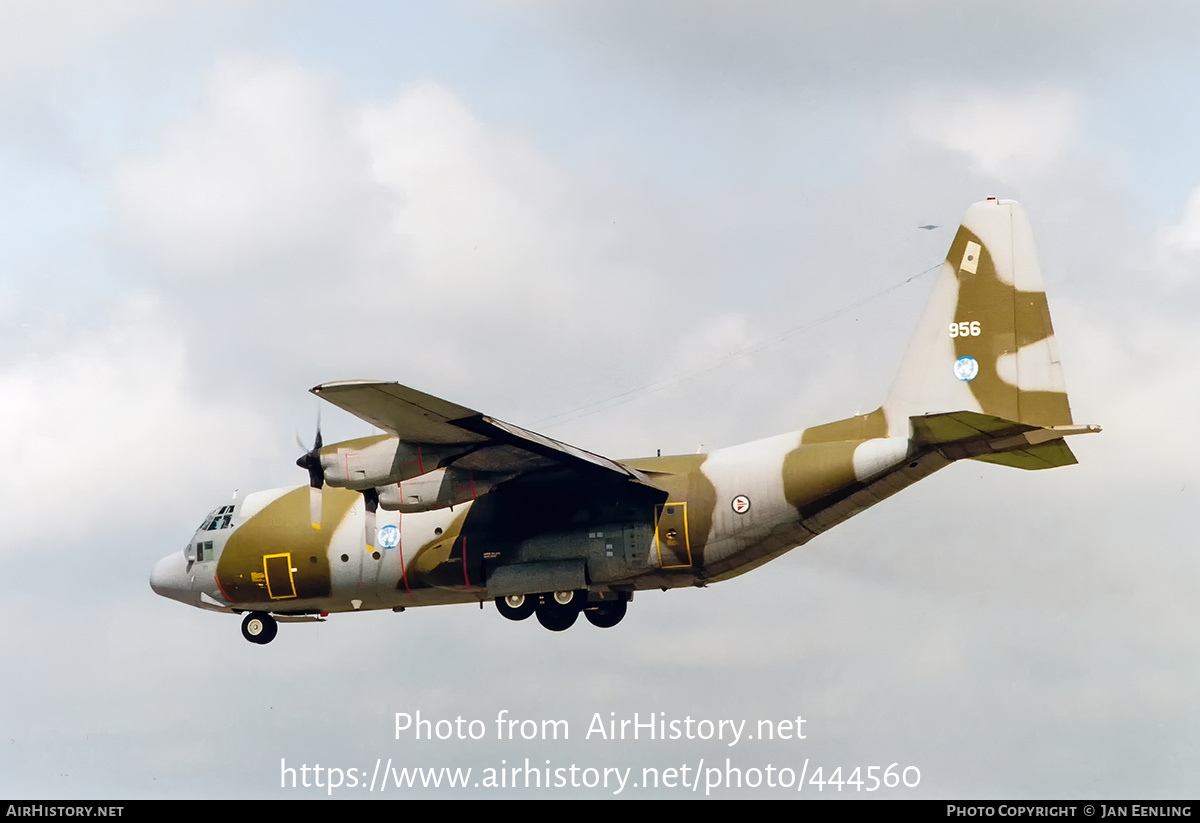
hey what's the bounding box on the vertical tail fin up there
[802,198,1097,470]
[884,198,1074,434]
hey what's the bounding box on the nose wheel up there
[241,612,278,644]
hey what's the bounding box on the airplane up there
[150,198,1099,644]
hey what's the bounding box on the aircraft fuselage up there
[150,422,937,619]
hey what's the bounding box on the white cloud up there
[114,55,388,280]
[110,58,687,407]
[0,0,254,91]
[908,88,1079,181]
[1156,185,1200,283]
[114,58,586,310]
[358,80,575,311]
[0,0,161,87]
[1,296,270,550]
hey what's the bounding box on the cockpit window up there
[184,540,214,563]
[200,505,236,531]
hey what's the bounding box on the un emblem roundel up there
[378,524,401,549]
[953,356,979,382]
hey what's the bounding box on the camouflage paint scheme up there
[150,199,1099,641]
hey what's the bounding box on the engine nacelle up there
[318,434,465,491]
[377,467,511,513]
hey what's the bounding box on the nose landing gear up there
[241,611,278,644]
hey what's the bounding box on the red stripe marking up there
[398,514,411,596]
[214,574,231,602]
[462,535,472,589]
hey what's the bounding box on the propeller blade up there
[309,485,322,530]
[297,417,325,529]
[363,488,379,549]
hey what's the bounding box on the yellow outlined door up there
[655,503,692,568]
[263,553,297,599]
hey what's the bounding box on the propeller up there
[296,421,324,529]
[295,416,382,549]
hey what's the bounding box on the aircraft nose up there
[150,553,194,603]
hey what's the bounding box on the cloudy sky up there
[4,0,1200,798]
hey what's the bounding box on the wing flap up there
[449,444,556,474]
[453,414,647,480]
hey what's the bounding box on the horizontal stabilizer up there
[911,410,1099,470]
[971,440,1077,470]
[911,409,1032,446]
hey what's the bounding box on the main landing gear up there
[241,611,278,645]
[495,594,537,621]
[494,592,628,631]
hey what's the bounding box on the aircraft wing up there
[311,380,652,484]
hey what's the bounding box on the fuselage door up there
[655,503,692,568]
[263,553,298,599]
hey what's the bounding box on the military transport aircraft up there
[150,198,1099,644]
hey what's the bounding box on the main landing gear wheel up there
[535,590,585,632]
[585,599,627,628]
[536,605,578,631]
[495,594,536,621]
[241,611,278,645]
